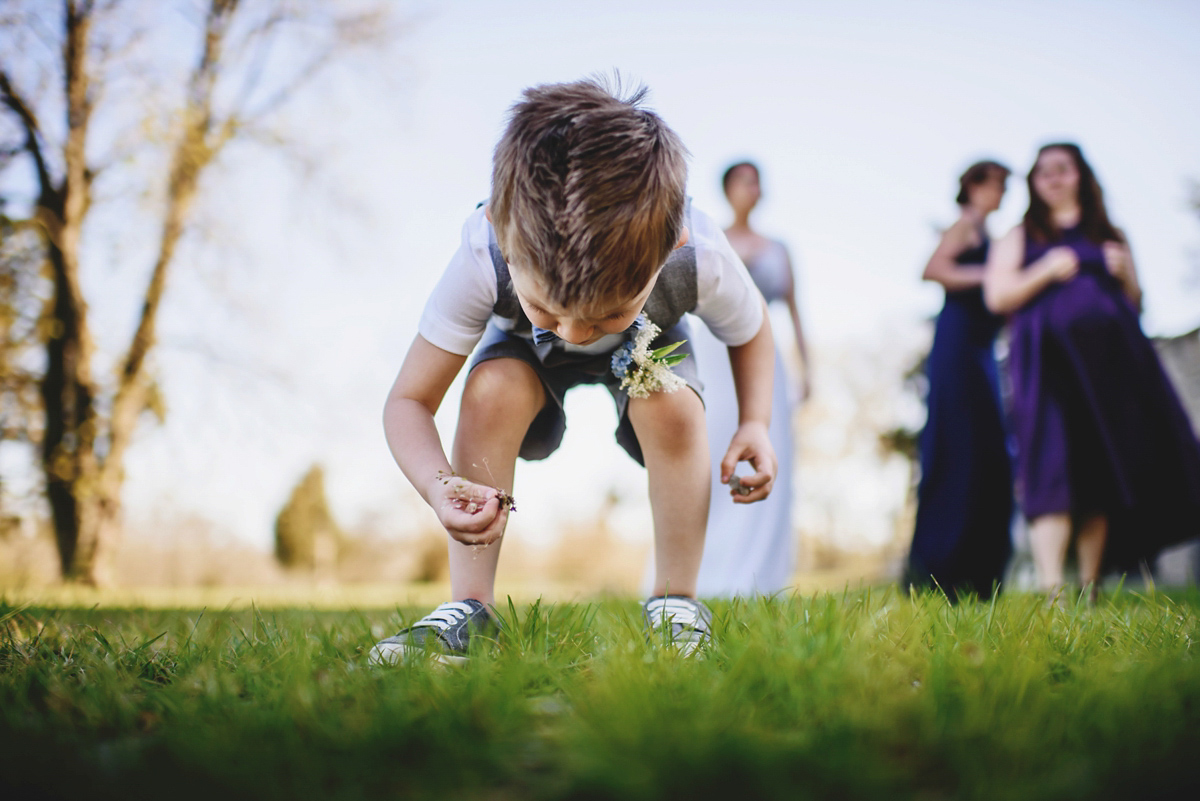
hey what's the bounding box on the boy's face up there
[487,205,690,346]
[509,266,658,346]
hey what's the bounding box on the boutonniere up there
[610,317,688,399]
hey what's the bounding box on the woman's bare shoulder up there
[999,224,1025,242]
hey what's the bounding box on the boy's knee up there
[462,359,544,417]
[631,390,706,451]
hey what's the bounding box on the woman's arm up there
[983,226,1079,314]
[780,247,812,401]
[923,217,986,292]
[1103,232,1143,312]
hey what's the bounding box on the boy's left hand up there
[719,421,777,504]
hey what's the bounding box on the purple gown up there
[1007,225,1200,570]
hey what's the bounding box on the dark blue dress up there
[907,234,1014,598]
[1007,225,1200,571]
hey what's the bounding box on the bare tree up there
[0,0,393,583]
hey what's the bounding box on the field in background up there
[0,508,901,603]
[0,564,889,611]
[2,589,1197,800]
[0,548,897,611]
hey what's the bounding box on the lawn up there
[1,587,1197,800]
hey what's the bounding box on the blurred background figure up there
[670,161,810,597]
[906,161,1014,600]
[985,143,1200,600]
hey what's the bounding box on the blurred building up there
[1154,327,1200,585]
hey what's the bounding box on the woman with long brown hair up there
[984,143,1200,599]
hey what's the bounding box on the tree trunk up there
[46,471,120,585]
[39,1,106,584]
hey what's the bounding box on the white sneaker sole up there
[645,634,709,657]
[666,640,707,657]
[368,641,468,667]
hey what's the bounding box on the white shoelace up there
[645,597,708,632]
[411,601,475,632]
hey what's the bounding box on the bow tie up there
[531,326,562,345]
[532,314,647,346]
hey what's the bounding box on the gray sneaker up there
[369,599,496,666]
[642,595,713,655]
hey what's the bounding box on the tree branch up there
[239,8,393,125]
[0,69,56,200]
[106,0,240,469]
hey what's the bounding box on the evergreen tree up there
[274,464,341,573]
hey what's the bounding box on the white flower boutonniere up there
[610,319,688,399]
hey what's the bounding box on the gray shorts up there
[468,318,704,466]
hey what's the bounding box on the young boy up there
[370,79,777,665]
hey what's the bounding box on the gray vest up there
[486,203,698,334]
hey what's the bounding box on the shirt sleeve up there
[691,208,765,346]
[416,208,499,356]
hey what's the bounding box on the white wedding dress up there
[644,240,797,597]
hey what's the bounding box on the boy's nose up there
[556,320,593,344]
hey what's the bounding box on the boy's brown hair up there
[490,77,689,310]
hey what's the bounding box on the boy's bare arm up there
[384,335,509,544]
[722,298,778,504]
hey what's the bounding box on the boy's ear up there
[674,226,689,250]
[484,204,492,223]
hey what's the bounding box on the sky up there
[6,0,1200,552]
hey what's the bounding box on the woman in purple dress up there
[984,143,1200,598]
[907,161,1014,600]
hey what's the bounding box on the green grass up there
[1,587,1198,800]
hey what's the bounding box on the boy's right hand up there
[429,474,509,545]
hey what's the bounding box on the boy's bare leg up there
[448,358,545,606]
[1029,513,1071,593]
[629,388,710,598]
[1076,513,1107,593]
